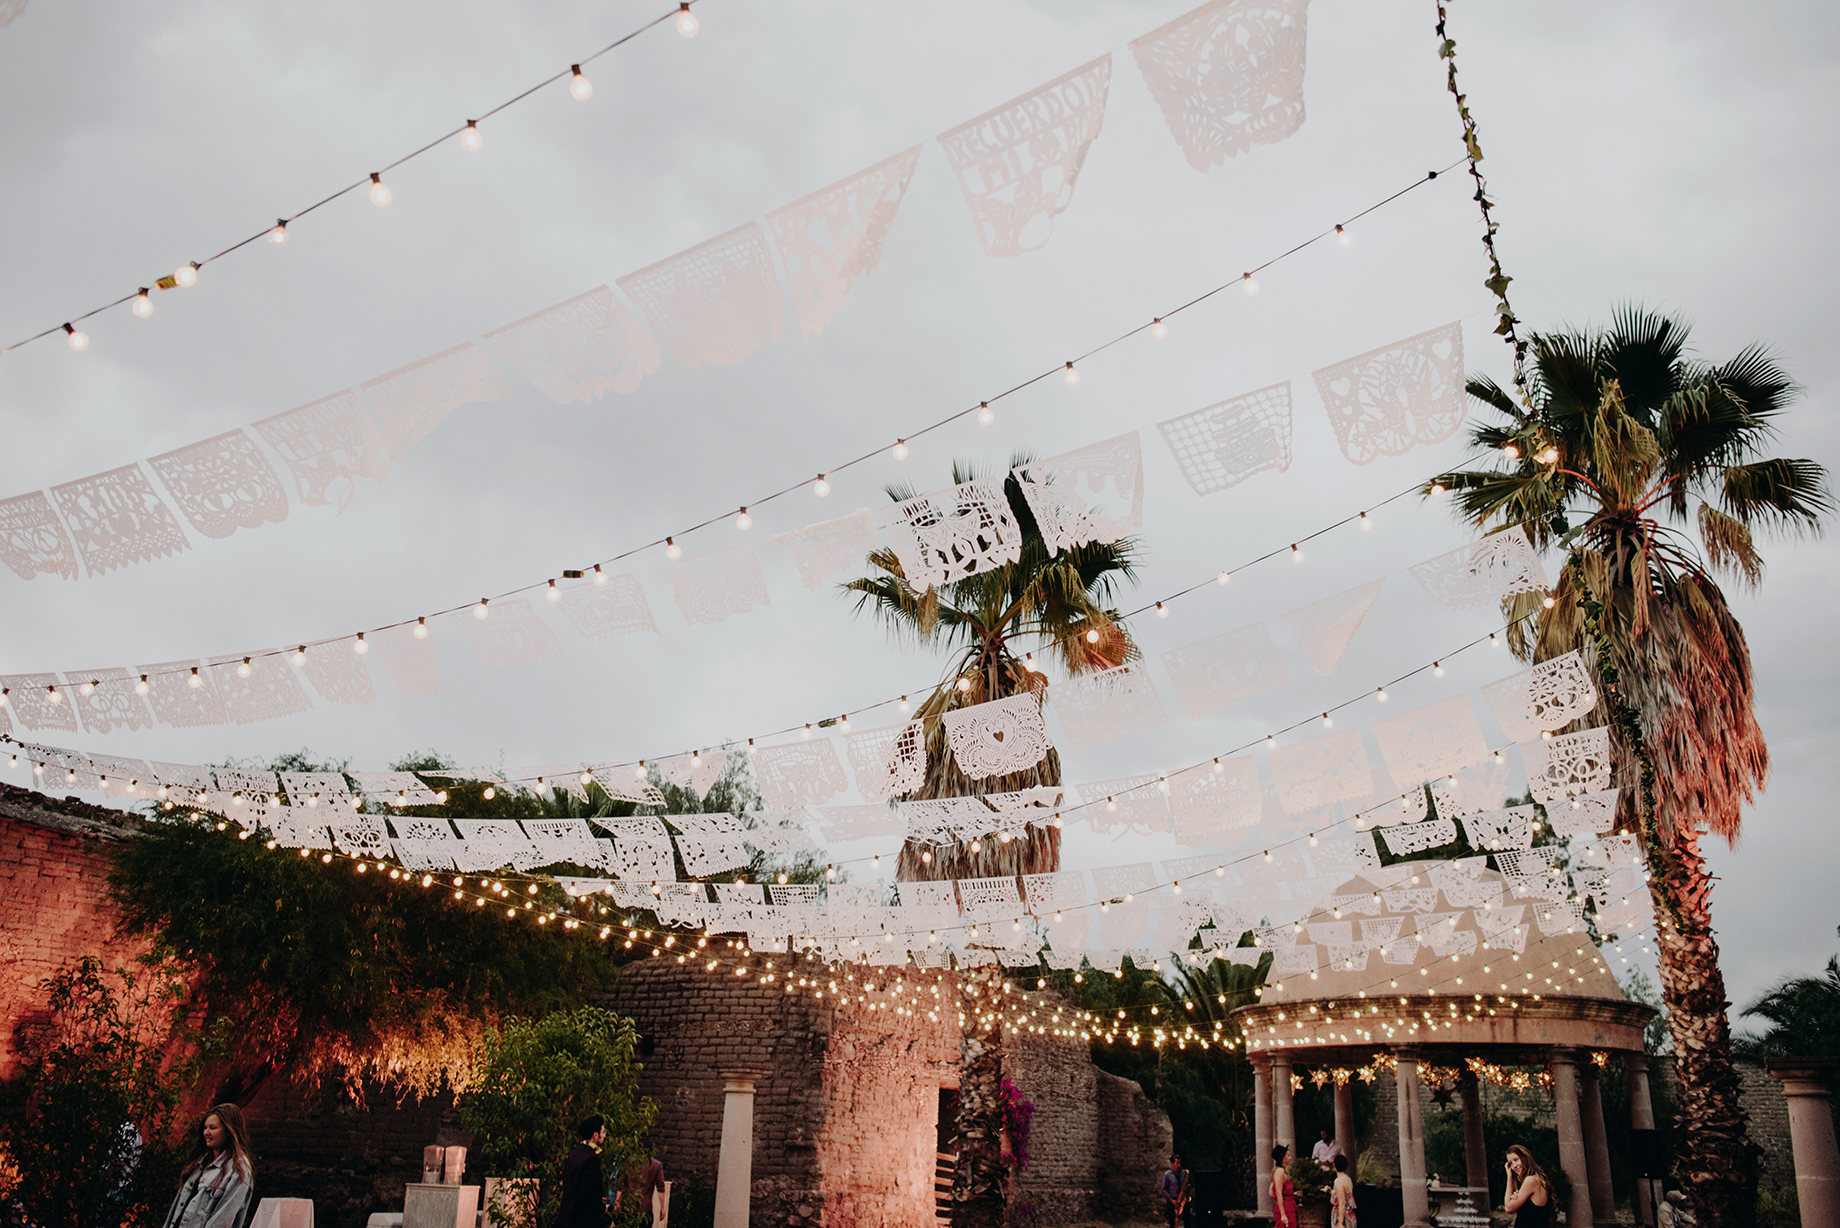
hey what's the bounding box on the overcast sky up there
[1,0,1834,1015]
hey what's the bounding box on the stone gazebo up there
[1231,858,1657,1227]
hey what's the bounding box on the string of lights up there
[3,1,706,357]
[0,159,1464,704]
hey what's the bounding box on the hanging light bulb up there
[891,439,908,461]
[1360,511,1373,530]
[1430,482,1447,497]
[1322,712,1334,728]
[135,675,150,695]
[1085,627,1100,643]
[175,262,199,288]
[1156,602,1168,618]
[461,121,482,151]
[802,723,814,739]
[1265,734,1276,749]
[570,64,593,100]
[188,667,203,688]
[237,658,253,678]
[413,617,428,639]
[474,598,491,620]
[898,695,910,713]
[483,786,496,800]
[1543,594,1557,609]
[133,289,154,317]
[1376,687,1388,702]
[46,685,61,705]
[1063,362,1080,386]
[675,2,698,36]
[353,633,369,655]
[269,220,289,246]
[1241,273,1259,296]
[547,579,562,602]
[1335,224,1352,248]
[735,507,751,531]
[747,738,757,755]
[1151,317,1168,339]
[63,324,89,351]
[1023,653,1037,672]
[369,173,392,206]
[1502,442,1521,459]
[592,564,608,586]
[1489,632,1501,648]
[956,676,972,693]
[1433,660,1445,677]
[813,474,830,497]
[78,679,95,696]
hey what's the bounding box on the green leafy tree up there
[1735,935,1840,1062]
[0,957,220,1228]
[1427,307,1831,1224]
[461,1007,658,1228]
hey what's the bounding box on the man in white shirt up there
[1311,1129,1343,1173]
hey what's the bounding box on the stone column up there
[1766,1059,1840,1228]
[1273,1052,1296,1158]
[1252,1053,1274,1219]
[1579,1060,1617,1226]
[1459,1070,1488,1192]
[1395,1050,1430,1228]
[1626,1051,1661,1226]
[714,1069,769,1228]
[1333,1077,1358,1177]
[1549,1050,1596,1228]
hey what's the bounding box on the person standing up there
[1502,1144,1551,1227]
[1156,1154,1191,1228]
[640,1157,669,1228]
[1330,1154,1356,1228]
[558,1116,609,1228]
[160,1104,256,1228]
[1269,1145,1298,1228]
[1312,1129,1343,1173]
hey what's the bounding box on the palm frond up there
[1711,343,1798,426]
[1697,504,1764,588]
[1603,304,1690,423]
[1719,458,1833,536]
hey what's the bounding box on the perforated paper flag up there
[66,668,153,734]
[1482,651,1598,741]
[1522,728,1612,801]
[604,818,677,883]
[667,813,752,876]
[767,147,922,340]
[1429,751,1510,822]
[373,624,441,702]
[208,651,313,726]
[1011,432,1143,556]
[1548,788,1619,838]
[359,341,509,475]
[943,693,1053,779]
[555,575,657,639]
[1379,818,1459,856]
[295,641,376,707]
[1461,805,1535,852]
[1075,775,1169,834]
[769,509,879,592]
[1131,0,1309,171]
[959,876,1025,924]
[753,738,850,808]
[138,660,228,729]
[1409,529,1550,612]
[0,674,78,733]
[937,56,1112,257]
[654,751,729,799]
[1050,661,1167,752]
[51,465,190,576]
[522,819,604,869]
[885,477,1021,592]
[252,391,387,514]
[844,721,926,802]
[448,598,565,669]
[1373,695,1489,789]
[1168,759,1260,845]
[1161,622,1290,720]
[617,222,784,368]
[672,546,770,626]
[147,429,289,541]
[1281,578,1385,676]
[1269,730,1372,814]
[483,285,660,403]
[1312,322,1466,466]
[350,772,441,806]
[0,491,80,581]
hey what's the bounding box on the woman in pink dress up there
[1269,1145,1298,1228]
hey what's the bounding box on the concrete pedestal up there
[1252,1054,1274,1219]
[1550,1050,1596,1228]
[1766,1058,1840,1228]
[715,1069,769,1228]
[402,1184,478,1228]
[1394,1050,1429,1228]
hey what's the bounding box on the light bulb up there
[1538,447,1559,464]
[46,686,61,704]
[188,668,203,688]
[1377,687,1388,702]
[77,679,94,697]
[413,617,428,639]
[592,564,608,585]
[813,475,830,497]
[1151,317,1168,339]
[665,537,682,560]
[735,508,751,531]
[891,439,908,460]
[237,658,252,678]
[1543,594,1557,609]
[676,3,698,36]
[1241,273,1259,296]
[474,598,490,620]
[461,121,482,151]
[369,174,391,206]
[1335,224,1352,248]
[1156,602,1168,618]
[269,220,288,246]
[1063,362,1080,386]
[898,695,910,713]
[133,289,154,317]
[483,786,496,800]
[1023,653,1037,672]
[135,675,149,695]
[547,579,561,602]
[1360,511,1373,530]
[570,65,593,100]
[64,324,88,351]
[354,633,369,655]
[1489,632,1501,648]
[1085,627,1100,644]
[1265,735,1276,749]
[802,724,814,739]
[1502,443,1520,459]
[1433,661,1445,677]
[956,676,971,693]
[1322,712,1333,728]
[175,263,198,288]
[1430,482,1447,497]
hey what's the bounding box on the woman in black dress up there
[1502,1145,1551,1227]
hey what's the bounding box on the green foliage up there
[1621,966,1672,1055]
[0,957,220,1228]
[460,1007,658,1228]
[1736,944,1840,1062]
[1287,1155,1333,1207]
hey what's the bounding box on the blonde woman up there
[1330,1153,1356,1228]
[1503,1144,1551,1228]
[161,1104,256,1228]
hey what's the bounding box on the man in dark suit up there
[558,1115,608,1228]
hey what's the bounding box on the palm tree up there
[1427,307,1831,1226]
[843,457,1142,882]
[1735,940,1840,1063]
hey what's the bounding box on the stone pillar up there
[1626,1051,1661,1226]
[1459,1071,1488,1192]
[1273,1052,1296,1157]
[1549,1050,1596,1228]
[1252,1053,1274,1219]
[1395,1050,1430,1228]
[1579,1061,1617,1226]
[1765,1059,1840,1228]
[714,1069,768,1228]
[1334,1077,1357,1177]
